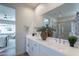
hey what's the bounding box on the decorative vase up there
[41,31,48,40]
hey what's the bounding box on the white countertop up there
[26,35,79,56]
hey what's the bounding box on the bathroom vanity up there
[26,35,79,56]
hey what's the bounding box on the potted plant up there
[68,36,78,47]
[37,25,55,40]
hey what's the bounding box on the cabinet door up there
[26,38,33,55]
[26,39,39,56]
[26,38,29,52]
[28,39,34,56]
[32,41,39,56]
[39,44,64,56]
[39,45,48,56]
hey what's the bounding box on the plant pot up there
[68,36,78,47]
[70,43,74,47]
[41,31,48,40]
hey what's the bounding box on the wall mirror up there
[42,3,79,39]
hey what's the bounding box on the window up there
[0,24,15,34]
[43,18,49,26]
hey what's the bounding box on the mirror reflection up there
[43,18,49,26]
[43,3,79,39]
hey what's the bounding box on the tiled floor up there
[0,47,16,56]
[0,39,16,56]
[0,39,29,56]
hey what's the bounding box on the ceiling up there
[0,3,40,21]
[24,3,40,9]
[44,3,79,19]
[0,5,15,21]
[1,3,40,9]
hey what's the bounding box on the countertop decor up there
[68,36,78,47]
[37,25,55,40]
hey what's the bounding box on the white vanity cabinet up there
[26,36,64,56]
[39,44,64,56]
[26,38,32,55]
[31,41,39,56]
[26,37,39,56]
[26,36,79,56]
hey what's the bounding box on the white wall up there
[16,5,35,55]
[16,3,64,55]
